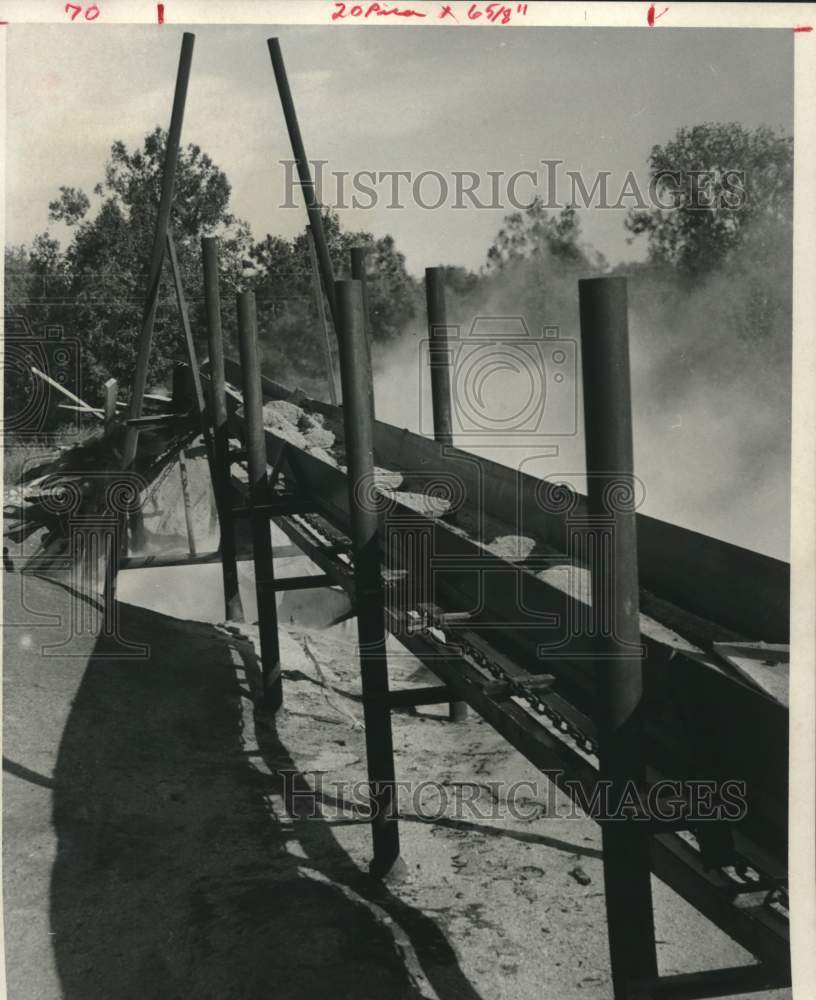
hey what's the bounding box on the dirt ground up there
[2,455,791,1000]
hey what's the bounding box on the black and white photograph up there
[2,3,814,999]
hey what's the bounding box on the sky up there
[4,24,793,275]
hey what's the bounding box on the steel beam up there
[307,225,338,404]
[123,32,195,470]
[424,267,455,448]
[103,378,118,431]
[350,246,370,338]
[335,278,404,880]
[579,276,658,997]
[202,236,245,622]
[166,231,214,457]
[267,38,337,331]
[629,963,787,1000]
[237,290,282,711]
[256,574,333,593]
[424,266,467,723]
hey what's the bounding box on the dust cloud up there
[372,240,791,560]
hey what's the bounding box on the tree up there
[486,201,600,271]
[5,128,253,412]
[624,123,792,276]
[247,209,421,394]
[48,186,91,226]
[473,201,606,336]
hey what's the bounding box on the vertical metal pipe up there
[171,361,192,414]
[103,378,118,432]
[424,267,454,446]
[350,246,375,418]
[166,232,214,457]
[122,32,195,470]
[177,448,197,556]
[336,278,404,880]
[578,276,657,997]
[306,225,339,405]
[267,37,337,330]
[203,236,245,622]
[425,268,466,722]
[236,290,283,712]
[350,246,370,336]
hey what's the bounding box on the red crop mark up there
[794,24,813,32]
[157,3,164,23]
[647,2,669,27]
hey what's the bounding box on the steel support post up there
[267,38,337,331]
[425,267,467,722]
[335,279,405,880]
[306,225,339,405]
[579,276,658,998]
[103,378,118,432]
[177,448,197,556]
[166,232,214,458]
[236,291,283,712]
[122,32,194,470]
[202,237,245,622]
[350,246,370,337]
[424,267,455,447]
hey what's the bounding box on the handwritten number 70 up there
[65,3,100,20]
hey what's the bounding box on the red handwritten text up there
[331,2,427,19]
[330,1,528,23]
[466,3,527,24]
[65,2,100,20]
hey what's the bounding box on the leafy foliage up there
[4,130,422,417]
[624,123,792,276]
[486,202,603,271]
[4,120,793,435]
[5,128,253,416]
[248,209,421,392]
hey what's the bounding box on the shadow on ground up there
[5,575,480,1000]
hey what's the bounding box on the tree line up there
[4,121,792,427]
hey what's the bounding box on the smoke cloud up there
[372,233,791,560]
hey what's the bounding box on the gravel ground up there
[2,449,790,999]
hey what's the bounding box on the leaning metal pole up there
[578,276,658,998]
[122,31,195,471]
[237,291,283,712]
[166,231,214,460]
[267,38,338,331]
[203,236,245,622]
[424,267,467,723]
[306,225,339,405]
[336,278,404,880]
